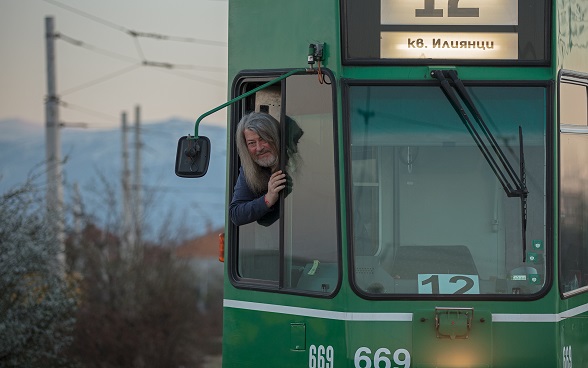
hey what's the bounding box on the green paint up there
[219,0,588,367]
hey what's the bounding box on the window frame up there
[342,78,554,301]
[558,69,588,299]
[227,69,342,298]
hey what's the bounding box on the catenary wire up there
[43,0,227,46]
[60,64,142,96]
[58,100,118,121]
[56,33,225,89]
[56,32,139,64]
[44,0,228,125]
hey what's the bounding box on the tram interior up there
[352,136,546,295]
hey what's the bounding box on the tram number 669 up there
[354,347,411,368]
[309,345,334,368]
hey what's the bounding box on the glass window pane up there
[560,133,588,294]
[283,75,339,293]
[237,213,280,282]
[349,84,547,296]
[560,83,587,126]
[353,147,380,256]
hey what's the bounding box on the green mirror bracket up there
[190,68,310,139]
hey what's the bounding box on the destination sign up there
[381,0,518,26]
[381,32,518,59]
[341,0,549,63]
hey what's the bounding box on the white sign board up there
[418,274,480,294]
[381,0,518,25]
[381,31,518,59]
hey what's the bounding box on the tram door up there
[559,73,588,368]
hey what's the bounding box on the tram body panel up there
[556,0,588,72]
[222,302,568,367]
[227,1,340,72]
[206,0,588,367]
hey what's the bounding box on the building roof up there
[175,228,224,259]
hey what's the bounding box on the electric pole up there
[121,111,134,255]
[45,16,65,269]
[72,182,84,270]
[134,105,142,247]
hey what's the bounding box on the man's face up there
[244,129,277,167]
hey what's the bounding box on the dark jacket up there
[229,167,278,226]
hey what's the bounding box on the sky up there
[0,0,228,130]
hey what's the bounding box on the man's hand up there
[264,170,287,207]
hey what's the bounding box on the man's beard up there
[254,151,278,168]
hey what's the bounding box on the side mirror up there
[175,136,211,178]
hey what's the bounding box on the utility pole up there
[45,16,65,269]
[134,105,142,247]
[72,182,84,270]
[121,111,134,255]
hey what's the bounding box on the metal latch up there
[435,307,474,340]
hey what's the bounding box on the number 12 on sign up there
[416,0,479,18]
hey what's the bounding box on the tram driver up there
[229,112,302,226]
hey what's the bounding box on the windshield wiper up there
[431,70,529,262]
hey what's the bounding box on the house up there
[175,227,225,312]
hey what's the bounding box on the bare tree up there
[64,174,223,368]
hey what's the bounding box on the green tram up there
[176,0,588,366]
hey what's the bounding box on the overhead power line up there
[44,1,228,126]
[43,0,227,47]
[57,31,225,73]
[156,68,225,87]
[58,100,118,121]
[133,37,146,61]
[56,32,225,91]
[128,30,227,47]
[56,32,139,63]
[61,64,142,96]
[44,0,127,33]
[46,0,227,93]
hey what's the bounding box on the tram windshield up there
[348,83,547,296]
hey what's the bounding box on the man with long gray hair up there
[229,112,287,226]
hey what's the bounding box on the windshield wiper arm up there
[518,125,528,262]
[431,70,529,261]
[448,70,527,196]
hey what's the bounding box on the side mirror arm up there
[191,68,308,139]
[176,68,312,178]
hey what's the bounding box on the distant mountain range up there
[0,118,227,241]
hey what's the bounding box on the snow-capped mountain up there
[0,118,227,241]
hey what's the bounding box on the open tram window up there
[346,82,549,297]
[559,71,588,297]
[229,70,340,295]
